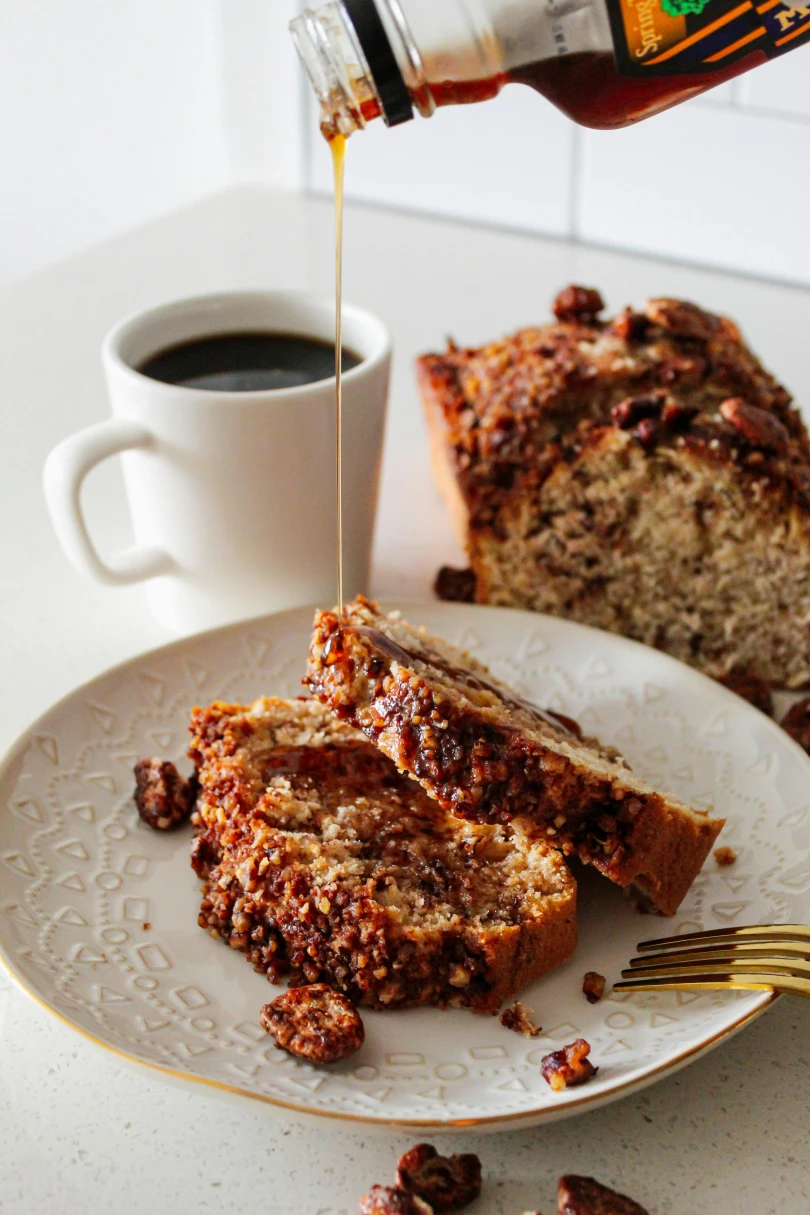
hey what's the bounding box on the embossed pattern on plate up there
[0,602,807,1130]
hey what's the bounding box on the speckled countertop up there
[1,188,808,1214]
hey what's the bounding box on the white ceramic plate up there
[1,602,807,1131]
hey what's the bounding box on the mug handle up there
[43,418,173,586]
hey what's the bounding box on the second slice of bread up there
[306,600,724,916]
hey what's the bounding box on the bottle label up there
[607,0,810,74]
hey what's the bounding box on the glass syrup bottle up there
[290,0,810,136]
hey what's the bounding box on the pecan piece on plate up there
[781,697,810,754]
[134,759,197,831]
[260,984,364,1064]
[553,285,605,324]
[434,565,476,604]
[541,1039,598,1092]
[359,1186,434,1215]
[396,1144,482,1213]
[558,1175,650,1215]
[582,972,606,1004]
[717,673,774,717]
[500,1001,542,1038]
[719,397,790,453]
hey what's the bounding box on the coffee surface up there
[138,331,361,392]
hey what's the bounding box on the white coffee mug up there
[43,291,391,633]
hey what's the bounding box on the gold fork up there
[612,924,810,999]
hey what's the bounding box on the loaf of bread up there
[306,599,724,915]
[189,696,577,1013]
[419,288,810,687]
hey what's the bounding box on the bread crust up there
[306,600,724,916]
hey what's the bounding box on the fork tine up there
[637,923,810,951]
[612,972,810,997]
[628,941,810,969]
[622,958,810,981]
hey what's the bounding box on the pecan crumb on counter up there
[541,1039,598,1092]
[433,565,477,604]
[582,972,606,1004]
[781,698,810,753]
[558,1174,650,1215]
[718,673,774,717]
[260,984,364,1064]
[395,1144,482,1213]
[714,846,737,866]
[500,1001,542,1038]
[359,1186,434,1215]
[133,759,197,831]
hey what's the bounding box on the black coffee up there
[138,331,362,392]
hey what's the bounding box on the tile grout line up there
[299,186,810,291]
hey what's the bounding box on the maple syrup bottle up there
[291,0,810,134]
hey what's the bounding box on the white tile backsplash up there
[308,85,574,237]
[736,42,810,118]
[577,103,810,283]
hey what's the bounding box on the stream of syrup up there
[331,132,347,626]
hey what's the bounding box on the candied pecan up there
[359,1186,434,1215]
[582,972,606,1003]
[609,309,650,343]
[541,1039,597,1092]
[396,1144,482,1213]
[558,1175,649,1215]
[718,673,774,717]
[714,846,737,866]
[553,285,605,324]
[611,393,665,429]
[634,417,659,450]
[719,397,790,453]
[434,565,476,604]
[260,984,364,1063]
[660,398,698,429]
[781,698,810,753]
[645,298,723,341]
[134,759,196,831]
[500,1001,542,1037]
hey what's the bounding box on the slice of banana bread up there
[189,697,576,1013]
[420,288,810,687]
[306,600,724,916]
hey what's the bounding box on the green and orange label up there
[608,0,810,73]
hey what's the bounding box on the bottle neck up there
[290,2,416,138]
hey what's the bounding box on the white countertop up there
[1,187,808,1214]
